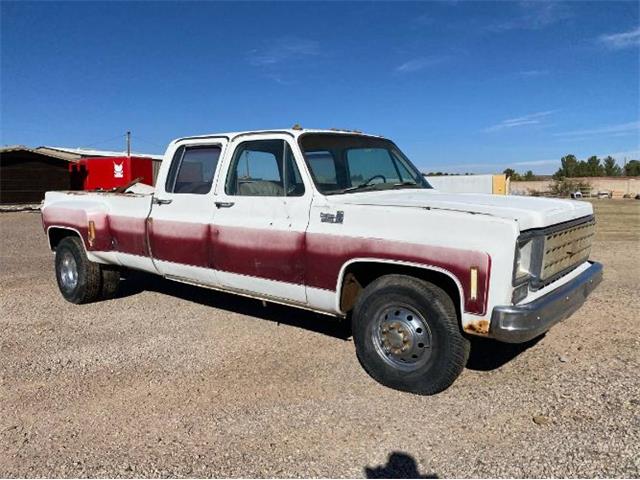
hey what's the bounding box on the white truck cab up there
[42,128,602,394]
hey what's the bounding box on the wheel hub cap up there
[374,306,432,370]
[60,251,78,290]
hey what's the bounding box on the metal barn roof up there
[0,145,82,162]
[40,146,163,160]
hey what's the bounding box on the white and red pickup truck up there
[42,128,602,394]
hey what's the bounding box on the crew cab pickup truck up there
[42,128,603,394]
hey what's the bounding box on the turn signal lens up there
[470,267,479,300]
[88,220,96,247]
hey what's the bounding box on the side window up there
[165,145,221,194]
[226,140,305,197]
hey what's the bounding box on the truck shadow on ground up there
[116,271,352,340]
[466,335,543,371]
[364,452,438,478]
[116,271,543,363]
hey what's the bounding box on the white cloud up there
[554,121,640,138]
[395,56,446,74]
[513,158,558,166]
[518,69,549,77]
[484,110,557,132]
[598,26,640,49]
[488,1,571,32]
[248,37,320,66]
[603,149,640,160]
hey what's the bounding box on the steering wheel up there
[361,174,387,186]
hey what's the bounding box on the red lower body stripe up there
[42,209,490,314]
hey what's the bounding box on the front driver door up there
[211,135,311,303]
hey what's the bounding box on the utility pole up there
[126,131,131,157]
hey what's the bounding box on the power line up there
[131,134,165,149]
[80,133,126,150]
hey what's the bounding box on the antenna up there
[126,131,131,157]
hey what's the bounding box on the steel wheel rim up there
[59,251,78,291]
[371,305,433,371]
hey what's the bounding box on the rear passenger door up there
[211,134,311,303]
[148,140,226,285]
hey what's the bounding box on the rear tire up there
[55,237,102,304]
[352,274,470,395]
[100,266,121,300]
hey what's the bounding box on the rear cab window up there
[165,145,221,194]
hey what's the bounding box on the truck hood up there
[332,189,593,230]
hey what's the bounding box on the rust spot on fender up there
[464,319,490,335]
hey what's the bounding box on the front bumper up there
[489,261,603,343]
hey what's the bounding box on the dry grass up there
[587,199,640,242]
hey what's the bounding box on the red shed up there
[70,156,154,190]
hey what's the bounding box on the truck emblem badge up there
[113,161,124,179]
[320,210,344,224]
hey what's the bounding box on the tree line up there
[504,155,640,181]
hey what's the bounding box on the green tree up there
[603,156,622,176]
[624,160,640,176]
[523,170,535,180]
[554,154,578,179]
[585,156,604,177]
[503,168,522,181]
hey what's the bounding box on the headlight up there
[513,238,534,285]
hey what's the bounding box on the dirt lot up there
[1,200,639,478]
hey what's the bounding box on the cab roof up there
[172,127,384,145]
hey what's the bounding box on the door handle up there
[215,201,235,208]
[152,197,173,205]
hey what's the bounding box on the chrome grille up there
[541,219,595,281]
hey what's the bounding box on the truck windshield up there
[298,133,431,195]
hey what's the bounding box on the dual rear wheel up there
[55,237,120,304]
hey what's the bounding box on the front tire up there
[352,275,470,395]
[55,237,102,304]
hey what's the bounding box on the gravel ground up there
[1,200,639,478]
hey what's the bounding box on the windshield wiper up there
[341,183,383,194]
[332,181,420,195]
[391,181,421,189]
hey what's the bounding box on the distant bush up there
[549,179,591,197]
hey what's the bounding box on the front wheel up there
[352,275,470,395]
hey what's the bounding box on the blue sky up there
[1,1,638,174]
